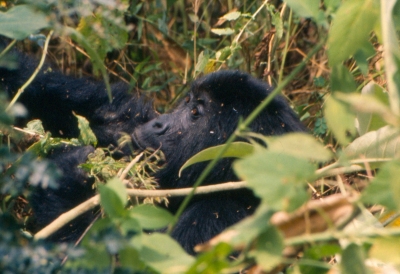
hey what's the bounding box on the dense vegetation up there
[1,0,400,273]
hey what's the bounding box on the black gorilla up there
[0,48,306,254]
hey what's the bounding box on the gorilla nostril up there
[152,121,168,135]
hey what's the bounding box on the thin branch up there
[6,30,54,111]
[126,181,248,197]
[119,152,144,181]
[33,181,248,240]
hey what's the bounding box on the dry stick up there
[6,30,54,112]
[33,181,249,240]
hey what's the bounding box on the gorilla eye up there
[191,107,200,118]
[185,96,190,103]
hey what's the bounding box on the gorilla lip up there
[131,130,146,150]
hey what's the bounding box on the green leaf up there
[195,51,209,73]
[381,0,400,115]
[186,243,231,274]
[284,0,320,20]
[234,149,314,211]
[362,160,400,211]
[221,11,241,21]
[99,177,127,218]
[179,142,254,176]
[140,233,194,273]
[342,126,400,166]
[266,133,333,162]
[211,28,234,36]
[250,226,284,271]
[24,119,45,135]
[355,83,390,135]
[324,95,357,145]
[130,204,173,230]
[328,0,379,66]
[300,244,341,274]
[330,64,357,93]
[74,114,98,146]
[340,243,368,274]
[0,5,49,40]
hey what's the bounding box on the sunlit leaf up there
[99,177,127,218]
[362,160,400,211]
[0,5,49,40]
[342,126,400,164]
[355,83,390,135]
[140,233,194,273]
[222,11,241,21]
[211,28,234,36]
[250,226,284,271]
[284,0,319,20]
[130,205,173,230]
[179,142,254,176]
[234,149,314,211]
[265,133,333,162]
[324,95,357,145]
[328,0,379,66]
[74,114,98,146]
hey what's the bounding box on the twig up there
[0,39,17,59]
[6,30,54,111]
[33,181,248,240]
[118,152,144,181]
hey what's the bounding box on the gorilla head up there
[132,71,305,189]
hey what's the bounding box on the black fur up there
[0,49,306,254]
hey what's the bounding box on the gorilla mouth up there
[131,130,145,150]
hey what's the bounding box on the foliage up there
[1,0,400,273]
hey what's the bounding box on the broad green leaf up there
[362,160,400,211]
[179,142,254,176]
[328,0,379,66]
[119,246,146,271]
[74,114,98,146]
[324,95,357,145]
[340,243,368,274]
[284,0,319,20]
[216,46,232,61]
[24,119,45,135]
[250,226,284,271]
[342,126,400,164]
[369,237,400,265]
[211,28,234,36]
[0,5,49,40]
[140,233,194,273]
[330,64,357,93]
[353,42,376,75]
[209,205,274,249]
[130,204,173,230]
[381,0,400,115]
[300,244,341,274]
[355,83,390,135]
[186,243,231,274]
[222,11,241,21]
[99,177,127,218]
[234,150,315,211]
[195,51,209,73]
[266,133,333,162]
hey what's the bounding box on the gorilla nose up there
[151,115,169,135]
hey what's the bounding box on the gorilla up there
[0,46,306,254]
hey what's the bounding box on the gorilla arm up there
[0,49,157,146]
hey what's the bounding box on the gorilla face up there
[132,90,228,170]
